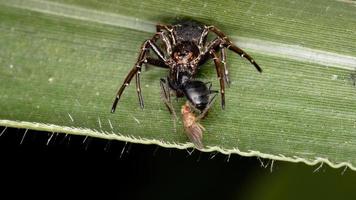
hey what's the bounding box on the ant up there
[111,20,262,148]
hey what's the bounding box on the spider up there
[111,20,262,116]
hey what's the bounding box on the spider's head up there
[172,41,199,65]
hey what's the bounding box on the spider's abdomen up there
[182,80,210,111]
[174,20,204,43]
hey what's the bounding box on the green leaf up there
[1,0,356,170]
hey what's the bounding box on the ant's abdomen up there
[182,80,210,111]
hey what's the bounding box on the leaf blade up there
[1,0,356,170]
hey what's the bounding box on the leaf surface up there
[1,0,356,169]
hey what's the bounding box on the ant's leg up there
[221,47,230,86]
[210,50,226,109]
[160,78,178,132]
[207,26,262,73]
[205,82,219,94]
[159,79,176,117]
[197,93,217,120]
[205,81,212,89]
[111,39,167,113]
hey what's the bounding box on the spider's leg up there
[111,64,138,113]
[197,38,222,66]
[145,57,169,70]
[197,52,210,66]
[155,31,173,55]
[156,24,176,45]
[135,68,144,109]
[207,26,262,73]
[221,47,230,86]
[137,57,171,107]
[198,26,210,48]
[112,60,145,112]
[156,24,173,32]
[136,33,172,105]
[226,43,262,73]
[111,39,167,113]
[147,39,166,62]
[210,50,226,109]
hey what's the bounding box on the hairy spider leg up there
[135,67,144,108]
[196,38,222,66]
[111,39,167,113]
[198,26,210,49]
[211,50,226,109]
[147,31,174,65]
[144,57,168,68]
[143,31,173,71]
[221,47,230,86]
[156,24,173,32]
[136,37,168,109]
[196,38,223,66]
[157,31,173,55]
[227,44,262,73]
[207,26,262,73]
[156,24,176,45]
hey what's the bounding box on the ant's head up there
[172,41,199,65]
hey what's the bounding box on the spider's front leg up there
[198,38,230,86]
[111,39,167,113]
[195,38,228,109]
[156,24,175,45]
[207,26,262,73]
[210,50,226,109]
[156,24,173,33]
[221,47,230,86]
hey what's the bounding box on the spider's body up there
[166,21,212,110]
[111,19,261,116]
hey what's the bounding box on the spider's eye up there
[174,51,193,64]
[172,42,199,64]
[182,51,190,56]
